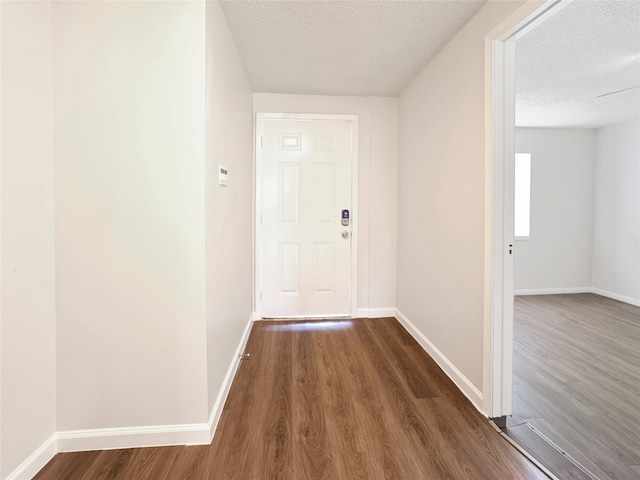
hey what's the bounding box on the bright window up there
[514,153,531,238]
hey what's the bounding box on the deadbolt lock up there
[342,231,349,238]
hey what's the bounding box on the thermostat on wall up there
[219,165,228,186]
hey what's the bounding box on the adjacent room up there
[508,2,640,479]
[1,0,638,479]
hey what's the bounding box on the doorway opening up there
[488,1,640,479]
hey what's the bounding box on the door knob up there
[342,231,349,238]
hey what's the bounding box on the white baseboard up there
[394,309,483,411]
[592,287,640,307]
[57,314,256,454]
[356,307,396,318]
[208,313,255,441]
[11,315,256,478]
[5,434,57,480]
[515,286,640,307]
[56,421,211,453]
[514,287,591,296]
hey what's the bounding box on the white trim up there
[208,314,255,441]
[254,113,264,320]
[515,287,591,296]
[5,434,57,480]
[483,0,565,419]
[56,315,256,453]
[514,287,640,308]
[486,0,565,43]
[9,316,256,476]
[254,113,359,319]
[395,309,483,412]
[356,307,396,318]
[369,308,396,318]
[590,288,640,307]
[56,423,210,453]
[484,31,517,420]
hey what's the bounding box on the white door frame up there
[254,113,359,320]
[483,0,571,417]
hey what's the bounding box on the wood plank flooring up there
[513,294,640,480]
[35,317,548,479]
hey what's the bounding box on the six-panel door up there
[261,118,354,317]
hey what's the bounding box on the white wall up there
[253,93,398,315]
[513,122,640,306]
[205,2,254,416]
[369,97,398,310]
[593,118,640,304]
[396,1,524,394]
[52,1,209,432]
[514,128,596,292]
[0,1,57,477]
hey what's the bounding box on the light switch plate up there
[219,165,228,186]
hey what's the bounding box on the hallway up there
[35,318,548,479]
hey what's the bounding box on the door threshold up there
[492,419,600,480]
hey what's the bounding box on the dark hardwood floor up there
[513,294,640,480]
[35,317,547,479]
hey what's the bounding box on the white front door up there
[257,115,357,318]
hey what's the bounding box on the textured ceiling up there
[516,0,640,128]
[219,0,487,96]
